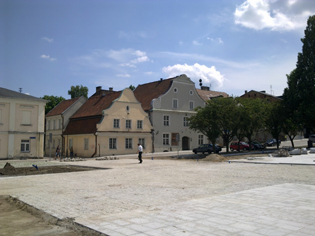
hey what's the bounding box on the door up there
[182,136,190,150]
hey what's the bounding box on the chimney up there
[109,87,113,92]
[96,86,102,93]
[245,90,247,94]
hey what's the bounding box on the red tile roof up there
[134,78,173,111]
[63,91,122,135]
[63,116,102,135]
[46,97,81,117]
[196,89,229,101]
[71,91,122,119]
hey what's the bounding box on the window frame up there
[113,119,120,128]
[137,120,143,129]
[84,138,89,150]
[126,119,132,129]
[109,138,117,149]
[125,138,133,149]
[21,140,30,152]
[162,133,170,145]
[172,99,178,109]
[138,138,145,149]
[163,115,170,126]
[183,116,189,127]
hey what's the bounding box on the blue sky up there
[1,0,315,99]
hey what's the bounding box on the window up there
[126,106,130,113]
[183,117,189,127]
[137,120,143,129]
[189,101,194,110]
[47,120,50,130]
[126,119,132,129]
[84,138,89,150]
[138,138,145,149]
[163,115,169,126]
[174,87,178,93]
[22,111,31,125]
[59,119,61,129]
[114,119,120,128]
[53,139,55,149]
[163,133,170,145]
[198,135,204,145]
[21,140,30,152]
[109,138,117,149]
[190,90,193,95]
[125,138,132,149]
[53,120,56,130]
[69,139,73,151]
[172,99,178,109]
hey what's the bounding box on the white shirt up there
[138,145,143,152]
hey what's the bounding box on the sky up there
[1,0,315,99]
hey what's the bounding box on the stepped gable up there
[134,78,173,111]
[46,97,81,117]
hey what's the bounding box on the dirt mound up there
[200,154,227,162]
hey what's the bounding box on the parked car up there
[251,141,265,150]
[230,142,253,151]
[265,139,281,147]
[192,144,221,154]
[309,134,315,143]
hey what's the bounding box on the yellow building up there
[0,87,47,159]
[63,87,153,157]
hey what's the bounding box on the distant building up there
[0,87,47,159]
[240,90,282,102]
[197,86,229,102]
[45,96,86,157]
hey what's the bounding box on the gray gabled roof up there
[0,87,47,102]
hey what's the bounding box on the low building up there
[240,90,282,102]
[45,96,86,157]
[0,87,47,159]
[196,86,229,102]
[63,87,153,157]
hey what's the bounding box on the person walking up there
[137,143,143,164]
[55,145,61,161]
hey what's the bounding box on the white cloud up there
[41,37,53,43]
[234,0,315,31]
[40,54,56,61]
[162,63,225,88]
[193,40,203,46]
[117,74,130,77]
[107,49,151,67]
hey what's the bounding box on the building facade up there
[0,87,47,159]
[63,87,153,157]
[134,74,206,152]
[45,96,86,157]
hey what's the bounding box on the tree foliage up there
[129,85,136,91]
[68,85,88,99]
[41,95,65,114]
[236,98,267,151]
[283,15,315,135]
[264,102,282,149]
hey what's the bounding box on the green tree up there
[283,15,315,135]
[188,104,221,147]
[41,95,65,114]
[265,102,282,149]
[236,98,267,151]
[129,85,136,91]
[68,85,88,99]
